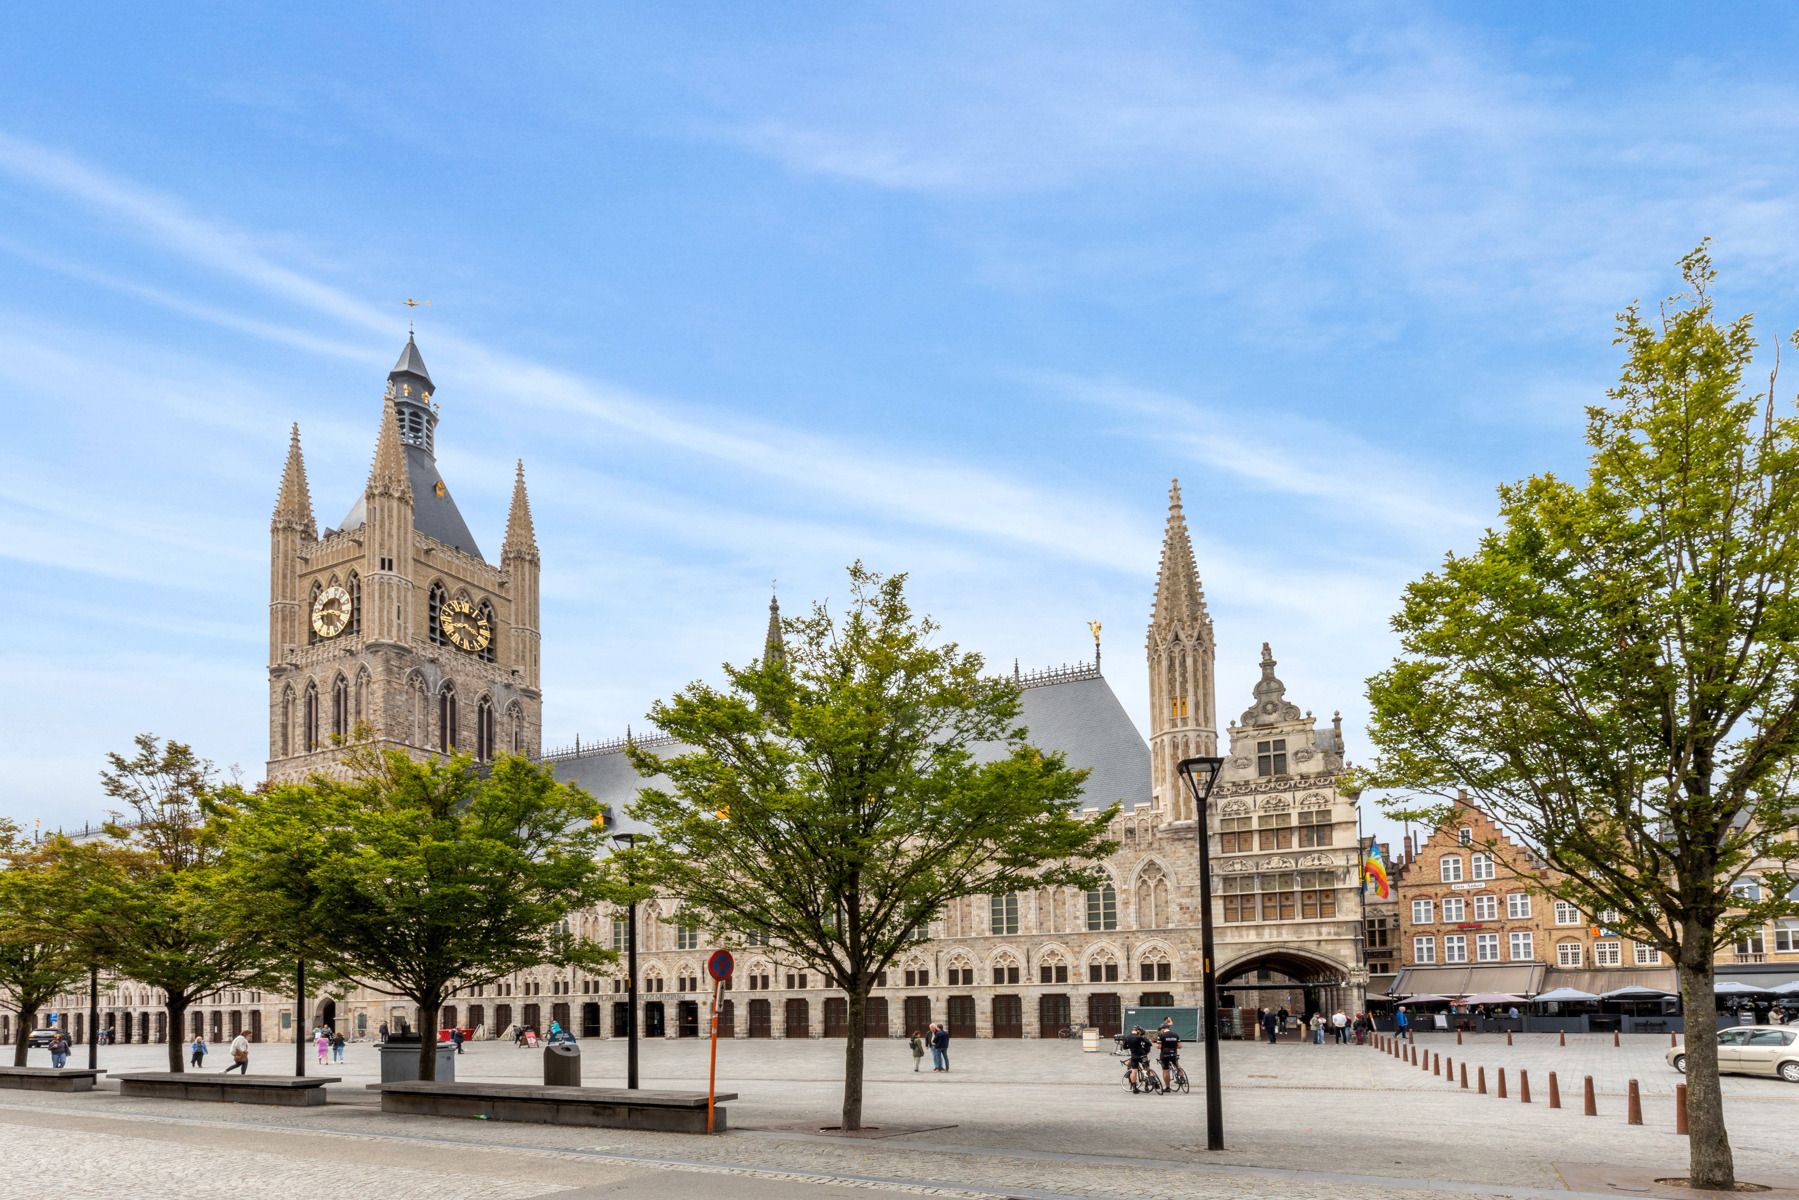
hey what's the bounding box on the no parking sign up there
[707,949,734,981]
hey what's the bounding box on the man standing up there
[933,1022,951,1072]
[1331,1009,1349,1044]
[450,1026,465,1055]
[1155,1020,1182,1091]
[224,1030,251,1074]
[1260,1007,1279,1045]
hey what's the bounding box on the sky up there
[6,3,1799,837]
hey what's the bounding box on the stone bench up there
[377,1081,739,1133]
[115,1073,339,1107]
[0,1067,103,1093]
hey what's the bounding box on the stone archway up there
[1215,946,1356,1038]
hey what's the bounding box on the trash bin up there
[544,1041,581,1086]
[1081,1027,1100,1053]
[378,1036,457,1083]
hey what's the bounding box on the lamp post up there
[1177,755,1227,1152]
[611,832,641,1090]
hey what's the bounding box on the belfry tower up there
[266,335,543,780]
[1146,479,1217,819]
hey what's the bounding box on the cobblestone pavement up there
[1,1032,1792,1199]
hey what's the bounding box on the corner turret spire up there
[272,423,316,538]
[764,586,785,667]
[1151,479,1209,626]
[502,460,539,560]
[366,393,413,501]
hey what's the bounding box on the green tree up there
[217,748,617,1080]
[629,564,1118,1131]
[86,735,286,1072]
[0,825,94,1065]
[1363,248,1799,1190]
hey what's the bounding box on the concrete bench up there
[377,1081,739,1133]
[0,1067,103,1093]
[115,1073,339,1107]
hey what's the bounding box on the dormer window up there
[1256,739,1287,777]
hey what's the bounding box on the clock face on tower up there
[441,597,492,653]
[311,585,351,638]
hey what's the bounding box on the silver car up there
[1668,1026,1799,1082]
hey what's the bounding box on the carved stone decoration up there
[1232,756,1252,770]
[1299,791,1332,808]
[1220,858,1251,874]
[1300,853,1333,868]
[1257,793,1292,811]
[1238,643,1305,727]
[1292,748,1315,763]
[1264,856,1295,870]
[1221,799,1251,817]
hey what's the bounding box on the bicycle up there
[1163,1059,1190,1094]
[1116,1050,1164,1094]
[1058,1023,1086,1039]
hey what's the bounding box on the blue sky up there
[6,3,1799,834]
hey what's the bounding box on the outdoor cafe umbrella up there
[1533,987,1601,1004]
[1599,985,1673,1001]
[1398,994,1451,1003]
[1460,993,1526,1006]
[1773,980,1799,996]
[1713,981,1767,996]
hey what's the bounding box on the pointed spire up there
[390,330,433,388]
[503,459,539,559]
[272,423,317,537]
[1151,479,1208,626]
[366,392,413,501]
[764,585,785,667]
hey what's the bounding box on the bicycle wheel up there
[1122,1068,1137,1092]
[1174,1066,1190,1094]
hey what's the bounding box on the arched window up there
[279,686,294,757]
[478,599,497,662]
[428,582,449,646]
[1038,950,1069,984]
[307,581,323,644]
[1085,947,1120,983]
[346,571,362,636]
[354,668,370,729]
[1135,864,1170,929]
[507,701,525,754]
[1085,883,1117,931]
[331,674,349,740]
[438,682,458,752]
[475,695,495,761]
[1138,946,1172,982]
[408,672,429,744]
[302,681,319,752]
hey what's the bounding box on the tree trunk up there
[842,988,865,1131]
[11,1006,35,1068]
[417,996,440,1082]
[165,997,189,1073]
[1678,950,1734,1189]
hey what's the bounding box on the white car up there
[1668,1026,1799,1082]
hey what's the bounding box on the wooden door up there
[785,998,810,1038]
[992,994,1023,1038]
[1087,993,1121,1037]
[748,999,772,1037]
[947,995,976,1039]
[717,999,735,1037]
[824,997,849,1037]
[1038,992,1070,1038]
[903,996,931,1037]
[863,997,889,1038]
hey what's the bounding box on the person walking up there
[48,1031,71,1069]
[224,1031,250,1074]
[315,1028,330,1066]
[331,1030,346,1063]
[909,1030,925,1072]
[450,1026,464,1055]
[1395,1006,1411,1042]
[1260,1007,1279,1046]
[933,1022,951,1072]
[189,1035,207,1068]
[378,1021,389,1042]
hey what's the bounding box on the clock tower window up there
[308,582,323,645]
[331,674,349,740]
[476,695,495,762]
[438,682,458,753]
[346,571,362,636]
[478,599,497,662]
[303,681,319,753]
[428,582,449,646]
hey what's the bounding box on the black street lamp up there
[1177,755,1228,1152]
[610,832,641,1090]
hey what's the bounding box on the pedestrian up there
[1353,1012,1368,1045]
[48,1032,70,1069]
[909,1029,925,1072]
[190,1035,208,1068]
[224,1030,250,1075]
[316,1028,330,1065]
[378,1021,390,1042]
[1331,1009,1348,1044]
[1311,1013,1324,1045]
[1395,1006,1411,1042]
[933,1022,951,1071]
[331,1031,346,1063]
[450,1026,464,1055]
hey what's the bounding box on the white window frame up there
[1506,892,1531,919]
[1472,894,1498,921]
[1633,941,1662,965]
[1509,931,1534,961]
[1554,901,1581,926]
[1413,936,1436,964]
[1475,933,1500,962]
[1439,856,1464,883]
[1556,941,1583,967]
[1774,920,1799,954]
[1470,852,1495,881]
[1411,899,1435,925]
[1457,827,1473,847]
[1440,897,1465,923]
[1732,880,1761,903]
[1443,935,1468,964]
[1593,941,1622,967]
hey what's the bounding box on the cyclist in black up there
[1122,1025,1153,1092]
[1156,1019,1182,1091]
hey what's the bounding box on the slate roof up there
[548,668,1151,834]
[391,333,433,385]
[338,444,484,560]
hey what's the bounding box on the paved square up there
[0,1032,1792,1199]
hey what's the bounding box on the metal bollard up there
[1627,1079,1642,1126]
[1583,1075,1597,1116]
[1548,1071,1560,1109]
[1675,1083,1687,1135]
[1519,1069,1530,1103]
[1497,1067,1508,1099]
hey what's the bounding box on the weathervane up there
[1088,620,1102,671]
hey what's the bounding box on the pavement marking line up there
[0,1096,1707,1200]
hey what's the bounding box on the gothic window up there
[331,673,349,740]
[1085,883,1117,931]
[346,571,362,636]
[408,672,429,744]
[1138,947,1172,982]
[302,681,319,752]
[438,682,458,752]
[990,953,1021,985]
[1038,953,1069,984]
[475,695,495,761]
[1135,865,1169,929]
[1085,948,1120,983]
[354,668,370,729]
[945,956,975,987]
[428,582,449,645]
[478,599,497,662]
[308,582,323,644]
[507,701,524,753]
[279,686,294,756]
[990,892,1019,936]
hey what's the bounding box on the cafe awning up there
[1542,967,1676,996]
[1388,963,1547,997]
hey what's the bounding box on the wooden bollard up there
[1558,1030,1566,1047]
[1627,1079,1642,1126]
[1477,1065,1487,1094]
[1675,1083,1688,1135]
[1459,1062,1468,1088]
[1583,1075,1597,1116]
[1506,1030,1514,1046]
[1411,1045,1418,1066]
[1669,1031,1677,1048]
[1519,1069,1530,1103]
[1444,1055,1452,1082]
[1497,1067,1508,1099]
[1613,1030,1620,1048]
[1456,1029,1464,1045]
[1548,1071,1561,1109]
[1433,1052,1440,1076]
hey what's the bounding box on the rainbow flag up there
[1363,842,1391,899]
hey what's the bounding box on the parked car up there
[1668,1027,1799,1082]
[26,1029,60,1048]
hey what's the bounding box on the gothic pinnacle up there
[503,459,539,559]
[764,586,785,666]
[272,422,317,538]
[366,392,413,501]
[1151,477,1208,627]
